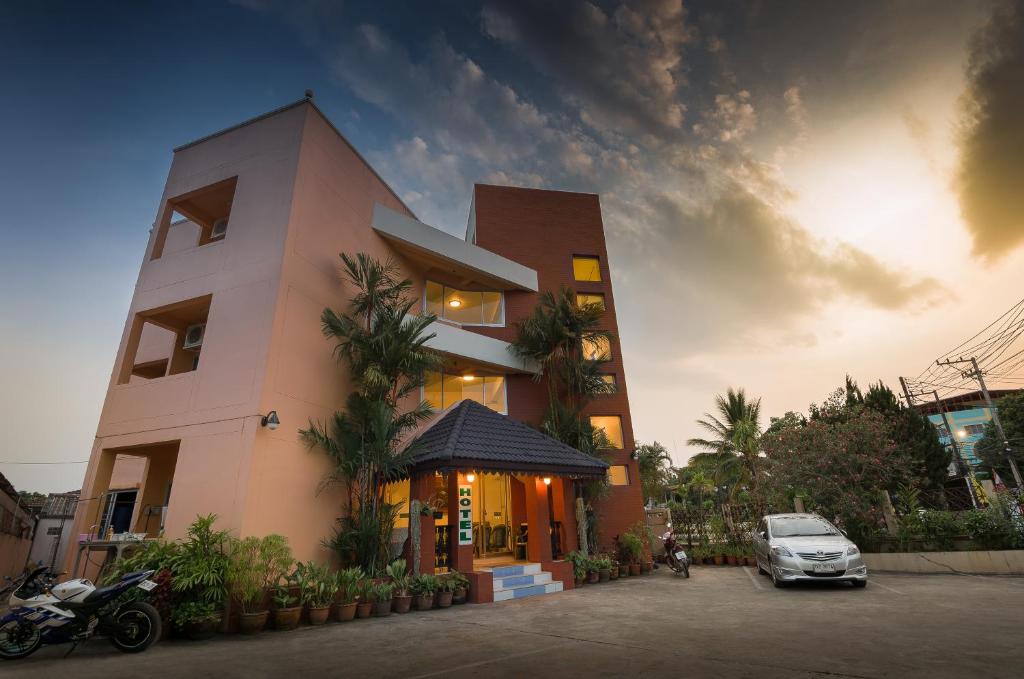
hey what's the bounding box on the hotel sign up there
[457,483,473,545]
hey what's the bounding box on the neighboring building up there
[64,98,644,601]
[27,491,79,570]
[918,389,1019,470]
[0,473,35,579]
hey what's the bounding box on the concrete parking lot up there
[6,566,1023,678]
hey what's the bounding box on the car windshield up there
[770,517,839,537]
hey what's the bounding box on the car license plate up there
[674,551,686,560]
[137,579,158,591]
[812,564,836,573]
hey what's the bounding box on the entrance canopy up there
[406,400,609,478]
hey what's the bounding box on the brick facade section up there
[468,184,645,554]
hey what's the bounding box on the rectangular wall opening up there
[118,295,212,385]
[150,177,237,260]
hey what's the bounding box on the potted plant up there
[355,580,375,618]
[437,576,455,608]
[450,570,470,604]
[620,532,643,576]
[596,555,612,582]
[411,574,438,611]
[167,515,231,639]
[333,567,362,622]
[171,601,221,640]
[373,582,394,617]
[271,574,302,631]
[725,545,738,566]
[712,549,724,566]
[609,560,619,580]
[227,534,293,635]
[566,551,587,586]
[298,561,337,625]
[387,560,413,613]
[586,557,600,584]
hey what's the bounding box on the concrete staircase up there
[485,563,564,602]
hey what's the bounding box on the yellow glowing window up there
[607,465,630,486]
[576,293,605,310]
[600,374,618,392]
[425,281,504,326]
[590,415,624,449]
[423,370,507,414]
[583,336,611,361]
[572,256,602,282]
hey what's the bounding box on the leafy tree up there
[762,405,917,543]
[975,392,1024,487]
[765,411,806,437]
[686,388,763,497]
[301,253,441,572]
[634,441,673,504]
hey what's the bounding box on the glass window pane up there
[590,415,624,448]
[460,374,485,406]
[444,288,483,324]
[608,465,630,485]
[583,336,611,361]
[481,291,503,324]
[425,281,444,316]
[600,374,617,392]
[483,376,507,413]
[577,293,605,310]
[573,256,601,281]
[442,373,464,409]
[423,371,442,409]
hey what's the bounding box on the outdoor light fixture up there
[466,473,476,483]
[448,298,462,308]
[957,429,968,439]
[261,411,280,430]
[462,375,476,381]
[543,477,552,485]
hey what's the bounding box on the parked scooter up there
[0,565,161,660]
[661,525,690,578]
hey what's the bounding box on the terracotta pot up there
[452,587,467,605]
[574,577,585,586]
[437,590,454,608]
[333,602,357,622]
[183,616,221,641]
[415,593,434,611]
[273,607,302,631]
[712,555,724,566]
[308,606,330,625]
[745,556,756,567]
[356,602,374,619]
[641,561,652,574]
[393,595,413,613]
[374,600,392,617]
[726,555,737,566]
[629,563,641,576]
[598,569,610,582]
[238,610,268,635]
[587,571,599,584]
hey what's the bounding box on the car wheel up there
[769,560,787,588]
[852,580,867,589]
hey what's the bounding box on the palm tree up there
[687,388,763,497]
[635,441,673,504]
[301,253,441,572]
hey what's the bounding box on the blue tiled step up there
[493,580,563,602]
[483,562,564,602]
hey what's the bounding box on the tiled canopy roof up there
[408,400,609,477]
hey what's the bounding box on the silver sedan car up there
[752,513,868,588]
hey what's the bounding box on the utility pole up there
[936,357,1024,488]
[901,377,979,509]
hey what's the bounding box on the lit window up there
[607,465,630,486]
[583,336,611,361]
[576,293,605,310]
[423,371,507,414]
[573,256,602,282]
[599,374,618,392]
[590,415,624,449]
[425,281,504,326]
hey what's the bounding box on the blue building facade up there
[927,407,992,468]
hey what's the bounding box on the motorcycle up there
[0,565,161,660]
[662,525,690,578]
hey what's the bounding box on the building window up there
[151,177,237,260]
[425,281,504,326]
[576,293,605,310]
[423,370,507,414]
[572,256,602,282]
[963,424,986,436]
[590,415,624,449]
[118,295,212,385]
[583,336,611,361]
[599,374,618,392]
[608,465,630,486]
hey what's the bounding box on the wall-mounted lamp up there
[448,298,463,308]
[462,375,476,382]
[466,473,476,483]
[542,477,552,486]
[261,411,280,430]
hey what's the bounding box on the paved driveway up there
[6,566,1022,678]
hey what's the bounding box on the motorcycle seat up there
[83,582,126,603]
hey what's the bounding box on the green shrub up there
[919,511,962,551]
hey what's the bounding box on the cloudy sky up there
[2,0,1023,492]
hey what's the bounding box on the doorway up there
[473,474,512,559]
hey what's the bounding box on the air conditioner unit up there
[210,217,228,240]
[182,323,206,351]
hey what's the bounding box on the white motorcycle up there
[0,566,161,660]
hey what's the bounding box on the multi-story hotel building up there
[65,97,644,602]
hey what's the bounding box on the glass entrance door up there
[474,474,512,558]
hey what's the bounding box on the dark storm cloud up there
[956,0,1024,262]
